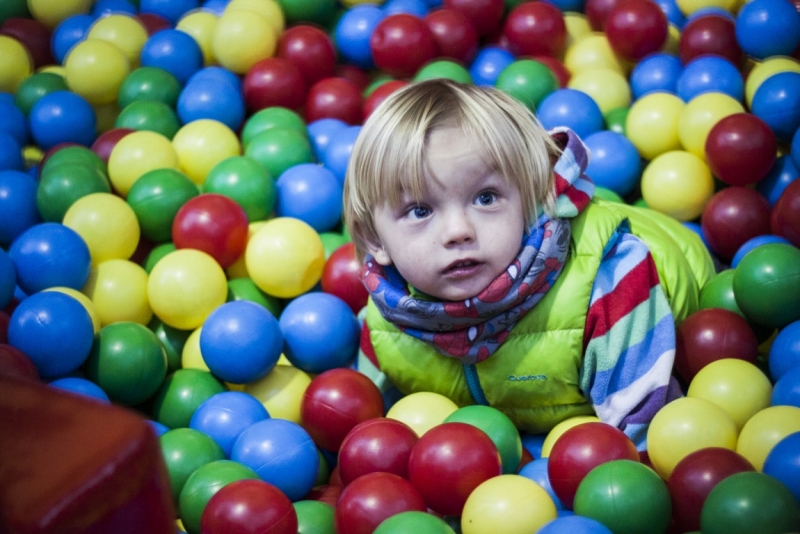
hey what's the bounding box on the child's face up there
[367,127,526,301]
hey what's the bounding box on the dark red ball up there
[172,193,249,268]
[585,0,624,30]
[533,55,571,88]
[300,368,384,452]
[674,308,759,382]
[679,15,743,67]
[370,14,438,79]
[0,343,40,382]
[321,242,369,315]
[503,2,567,58]
[408,422,502,516]
[334,472,427,534]
[305,484,342,507]
[200,479,297,534]
[91,128,135,164]
[363,80,409,119]
[700,186,772,260]
[135,13,171,35]
[336,64,371,92]
[242,57,307,112]
[304,77,364,126]
[338,417,419,486]
[705,113,777,186]
[547,422,639,509]
[605,0,668,61]
[667,447,755,533]
[277,25,337,87]
[424,8,479,65]
[0,18,53,70]
[770,177,800,248]
[0,312,8,344]
[444,0,505,36]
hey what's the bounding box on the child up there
[343,79,714,447]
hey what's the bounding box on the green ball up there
[573,459,671,534]
[594,186,624,203]
[700,472,800,534]
[414,61,473,84]
[314,448,331,486]
[204,156,275,222]
[605,106,629,135]
[85,322,168,406]
[149,316,192,373]
[294,500,335,534]
[160,428,225,502]
[241,107,308,148]
[495,59,557,111]
[375,511,456,533]
[275,0,337,24]
[227,277,283,317]
[0,0,29,24]
[42,145,108,177]
[733,244,800,328]
[143,242,177,273]
[126,168,198,243]
[118,66,182,109]
[14,72,68,115]
[178,459,259,534]
[244,126,314,179]
[699,269,744,316]
[632,197,648,208]
[444,405,522,475]
[115,100,181,139]
[364,75,395,97]
[152,369,226,429]
[319,231,349,259]
[37,161,111,222]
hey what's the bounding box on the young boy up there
[343,79,714,447]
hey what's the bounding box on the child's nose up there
[442,210,476,245]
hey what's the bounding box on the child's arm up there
[579,231,683,450]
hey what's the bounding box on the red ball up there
[700,186,772,260]
[667,447,755,532]
[300,368,384,452]
[533,55,571,87]
[364,80,409,119]
[321,242,369,315]
[243,57,307,112]
[277,25,337,87]
[0,343,40,382]
[408,422,502,516]
[674,308,759,382]
[370,14,438,79]
[0,18,53,70]
[334,472,427,534]
[679,15,743,67]
[91,128,135,164]
[135,13,171,35]
[705,113,777,186]
[0,312,8,344]
[547,422,639,509]
[503,2,567,59]
[424,8,479,65]
[338,417,419,486]
[585,0,624,30]
[200,479,298,534]
[444,0,505,36]
[605,0,668,61]
[770,177,800,248]
[304,77,364,126]
[172,193,249,268]
[336,64,371,92]
[305,484,342,507]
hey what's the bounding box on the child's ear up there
[364,237,392,266]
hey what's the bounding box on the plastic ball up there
[583,130,641,196]
[171,119,241,186]
[751,72,800,143]
[241,57,306,112]
[769,320,800,381]
[469,46,514,87]
[604,105,628,135]
[115,100,180,139]
[503,2,566,59]
[161,427,226,501]
[211,9,276,75]
[678,92,744,159]
[705,113,777,186]
[0,99,28,149]
[64,38,131,107]
[276,24,336,87]
[731,234,791,268]
[444,405,522,475]
[733,243,800,328]
[676,56,743,102]
[108,130,179,197]
[566,68,630,116]
[245,364,312,424]
[320,242,368,315]
[28,90,96,151]
[494,59,558,111]
[641,150,714,221]
[49,376,110,402]
[386,391,459,437]
[241,106,307,147]
[461,474,557,534]
[374,511,454,534]
[700,186,771,260]
[772,178,800,248]
[87,13,148,69]
[204,156,274,223]
[226,277,282,316]
[321,125,361,186]
[172,193,248,268]
[82,259,153,326]
[338,418,419,486]
[735,0,800,60]
[537,516,613,534]
[413,60,472,84]
[177,70,246,131]
[335,472,427,534]
[758,155,798,207]
[745,57,800,109]
[275,163,342,233]
[188,391,268,458]
[91,127,134,164]
[423,8,477,65]
[140,29,202,85]
[0,34,32,93]
[152,368,226,429]
[736,405,800,471]
[62,192,140,266]
[518,457,565,510]
[334,5,384,70]
[225,0,285,35]
[293,500,335,534]
[127,168,198,243]
[384,0,429,16]
[563,33,625,76]
[763,431,800,503]
[174,10,218,66]
[201,479,297,534]
[244,126,313,180]
[0,170,40,245]
[605,0,668,61]
[307,118,348,162]
[772,365,800,408]
[444,0,504,37]
[679,14,741,66]
[539,416,600,458]
[120,68,181,112]
[625,92,685,161]
[305,77,364,126]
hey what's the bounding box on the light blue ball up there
[735,0,800,60]
[584,130,642,197]
[470,47,515,87]
[676,56,743,102]
[518,457,566,510]
[49,377,110,403]
[322,125,362,186]
[276,163,343,233]
[308,118,349,162]
[190,391,270,457]
[334,5,385,70]
[630,53,683,99]
[537,89,604,139]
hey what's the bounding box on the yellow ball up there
[647,397,738,479]
[43,287,101,334]
[687,359,772,432]
[225,221,268,279]
[736,406,800,471]
[386,392,459,437]
[245,364,312,423]
[678,92,745,159]
[225,0,285,36]
[0,35,33,93]
[564,13,592,50]
[181,326,209,371]
[211,9,277,75]
[82,259,153,327]
[567,68,631,115]
[88,14,148,68]
[245,217,325,299]
[540,415,600,458]
[147,249,228,330]
[177,10,219,66]
[626,92,686,160]
[745,56,800,109]
[641,150,715,221]
[461,475,558,534]
[27,0,92,28]
[675,0,736,16]
[172,119,241,185]
[108,130,179,197]
[65,39,131,106]
[564,33,626,77]
[62,192,140,267]
[661,24,681,56]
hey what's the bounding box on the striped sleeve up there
[580,231,682,450]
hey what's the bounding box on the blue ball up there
[307,118,349,162]
[383,0,429,17]
[757,155,798,206]
[751,72,800,143]
[770,320,800,382]
[731,234,792,267]
[140,29,203,85]
[772,365,800,408]
[686,7,735,22]
[276,163,343,233]
[469,46,515,87]
[190,391,270,457]
[518,457,566,510]
[231,418,319,501]
[537,89,604,139]
[140,0,200,24]
[202,0,229,15]
[187,66,242,93]
[0,248,16,309]
[8,291,94,378]
[676,56,744,102]
[520,432,546,459]
[792,126,800,170]
[49,377,111,403]
[584,130,642,196]
[279,292,360,374]
[150,419,171,436]
[683,221,710,249]
[0,100,29,147]
[763,431,800,503]
[0,170,40,246]
[28,91,97,150]
[652,0,686,28]
[735,0,800,60]
[545,0,585,12]
[51,14,94,64]
[199,300,283,384]
[92,0,137,17]
[322,125,362,186]
[630,53,683,99]
[0,132,23,172]
[334,5,385,70]
[538,515,613,534]
[177,73,245,131]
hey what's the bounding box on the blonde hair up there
[343,79,561,260]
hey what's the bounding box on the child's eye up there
[476,191,496,206]
[407,205,431,219]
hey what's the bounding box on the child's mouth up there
[442,260,482,277]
